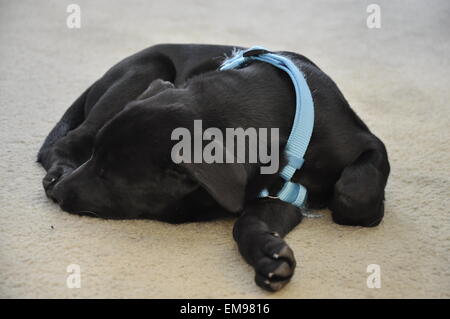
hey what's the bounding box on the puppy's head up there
[52,89,247,220]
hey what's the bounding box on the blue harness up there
[220,46,314,208]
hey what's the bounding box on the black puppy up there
[38,44,390,291]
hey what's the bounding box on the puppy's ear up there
[181,162,247,213]
[138,79,175,100]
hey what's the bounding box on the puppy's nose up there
[43,175,58,191]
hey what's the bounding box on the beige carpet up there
[0,0,449,298]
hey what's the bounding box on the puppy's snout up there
[51,182,65,203]
[52,181,78,211]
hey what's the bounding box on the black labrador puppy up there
[38,44,390,291]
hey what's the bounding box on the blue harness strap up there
[220,46,315,208]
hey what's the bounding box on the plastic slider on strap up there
[279,153,304,181]
[278,181,307,207]
[286,152,304,170]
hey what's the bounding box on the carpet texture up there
[0,0,449,298]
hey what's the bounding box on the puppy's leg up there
[233,199,302,291]
[329,144,390,227]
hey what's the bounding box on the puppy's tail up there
[37,86,90,166]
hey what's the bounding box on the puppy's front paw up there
[253,232,296,291]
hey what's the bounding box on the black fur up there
[37,43,390,291]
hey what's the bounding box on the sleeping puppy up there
[37,44,390,291]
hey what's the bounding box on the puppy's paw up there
[43,164,73,199]
[254,232,296,292]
